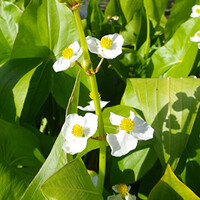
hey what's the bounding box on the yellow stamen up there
[197,33,200,37]
[100,37,113,49]
[62,48,73,59]
[196,8,200,14]
[72,124,83,137]
[117,184,129,195]
[89,91,101,100]
[120,118,134,132]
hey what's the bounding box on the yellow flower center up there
[89,91,101,100]
[62,48,73,59]
[117,184,129,195]
[72,124,83,137]
[100,37,113,49]
[197,33,200,37]
[196,8,200,14]
[120,118,134,132]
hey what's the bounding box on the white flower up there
[107,184,136,200]
[53,41,83,72]
[112,16,119,21]
[86,33,124,59]
[106,111,154,157]
[190,31,200,43]
[191,5,200,18]
[77,100,109,111]
[62,113,98,155]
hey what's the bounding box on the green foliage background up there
[0,0,200,199]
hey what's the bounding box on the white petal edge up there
[109,112,124,126]
[107,194,123,200]
[62,137,88,155]
[77,100,109,111]
[125,193,137,200]
[106,131,138,157]
[86,36,101,54]
[52,57,71,72]
[84,113,98,138]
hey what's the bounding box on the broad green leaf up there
[148,164,200,200]
[0,119,44,200]
[103,105,157,185]
[0,58,42,122]
[41,158,103,200]
[147,17,200,78]
[121,78,200,170]
[165,0,196,40]
[20,63,82,200]
[144,0,168,28]
[20,59,53,123]
[11,0,79,59]
[175,110,200,196]
[0,1,23,65]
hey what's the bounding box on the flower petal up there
[106,131,138,157]
[77,100,109,111]
[52,57,71,72]
[69,41,81,53]
[131,116,154,140]
[110,112,124,126]
[86,36,101,54]
[99,48,122,59]
[83,113,98,138]
[198,43,200,49]
[190,31,200,43]
[62,136,88,155]
[191,5,200,18]
[125,193,136,200]
[107,194,123,200]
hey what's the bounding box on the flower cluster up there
[190,5,200,49]
[52,34,154,157]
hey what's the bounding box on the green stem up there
[73,7,106,194]
[143,0,150,58]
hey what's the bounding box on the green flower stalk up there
[72,5,106,194]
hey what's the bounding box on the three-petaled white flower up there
[190,31,200,49]
[62,113,98,155]
[191,5,200,18]
[106,111,154,157]
[86,33,124,59]
[77,100,109,111]
[77,91,109,111]
[53,41,83,72]
[107,184,136,200]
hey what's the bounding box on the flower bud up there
[81,59,92,71]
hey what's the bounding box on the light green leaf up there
[0,1,23,65]
[175,110,200,196]
[0,58,43,122]
[149,164,200,200]
[20,62,82,200]
[121,78,200,170]
[144,0,168,28]
[11,0,79,59]
[41,158,104,200]
[147,17,200,78]
[165,0,196,40]
[0,119,44,200]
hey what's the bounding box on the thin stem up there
[143,0,150,58]
[72,7,106,194]
[94,58,104,73]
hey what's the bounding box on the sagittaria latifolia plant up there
[1,0,200,200]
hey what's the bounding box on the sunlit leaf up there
[149,164,200,200]
[147,17,200,78]
[121,78,200,170]
[0,119,44,200]
[41,158,104,200]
